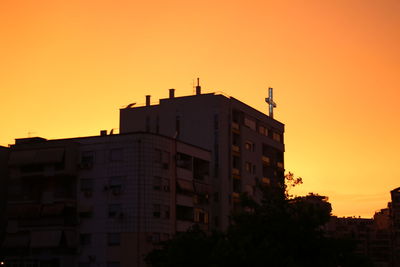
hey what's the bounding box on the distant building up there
[325,188,400,267]
[0,146,9,254]
[120,88,285,230]
[390,187,400,266]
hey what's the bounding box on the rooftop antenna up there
[265,87,277,118]
[195,77,201,95]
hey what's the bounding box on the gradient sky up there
[1,0,399,217]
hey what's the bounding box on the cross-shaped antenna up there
[265,87,277,118]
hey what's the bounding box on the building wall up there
[0,146,9,253]
[1,133,211,267]
[120,92,285,230]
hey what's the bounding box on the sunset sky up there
[1,0,399,217]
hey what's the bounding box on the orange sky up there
[1,0,399,217]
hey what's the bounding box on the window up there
[232,156,240,169]
[245,162,252,172]
[194,208,209,224]
[244,141,254,151]
[108,204,122,218]
[233,179,241,193]
[164,205,170,219]
[258,125,268,136]
[110,148,123,161]
[80,233,91,246]
[107,233,120,246]
[193,158,210,180]
[272,132,282,142]
[163,178,170,192]
[176,205,193,221]
[153,177,162,190]
[81,151,95,164]
[177,153,192,170]
[109,176,123,195]
[244,117,256,130]
[232,110,241,123]
[232,133,240,146]
[153,204,161,218]
[80,179,93,191]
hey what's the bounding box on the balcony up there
[232,168,240,176]
[262,156,270,165]
[232,145,240,154]
[231,122,240,133]
[232,192,241,203]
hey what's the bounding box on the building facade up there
[1,133,211,267]
[120,89,285,230]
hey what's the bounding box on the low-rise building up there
[1,132,211,267]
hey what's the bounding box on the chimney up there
[195,78,201,95]
[169,88,175,98]
[100,130,107,136]
[146,95,151,106]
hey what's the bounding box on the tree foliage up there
[145,174,373,267]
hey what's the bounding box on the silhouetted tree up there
[145,174,373,267]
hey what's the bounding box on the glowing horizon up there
[1,0,399,218]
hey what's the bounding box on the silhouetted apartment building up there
[0,146,9,251]
[390,187,400,266]
[325,188,400,267]
[1,87,285,267]
[120,89,285,230]
[1,133,211,267]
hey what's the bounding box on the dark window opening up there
[177,153,192,170]
[176,205,193,221]
[193,158,210,180]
